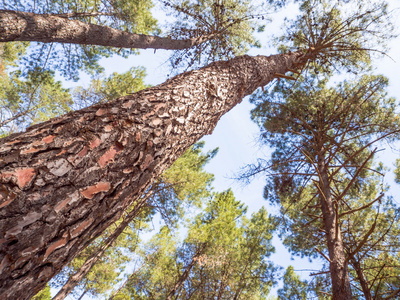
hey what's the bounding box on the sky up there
[58,0,400,298]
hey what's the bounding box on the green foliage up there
[276,0,395,74]
[1,0,158,80]
[277,266,308,300]
[121,190,278,299]
[148,141,217,225]
[164,0,283,70]
[31,284,52,300]
[394,159,400,184]
[0,44,73,135]
[73,67,149,108]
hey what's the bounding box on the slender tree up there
[0,0,158,79]
[0,10,213,50]
[0,0,266,79]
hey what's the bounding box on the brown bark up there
[0,51,308,299]
[52,193,149,300]
[165,252,200,300]
[0,10,211,50]
[348,254,372,300]
[317,153,353,300]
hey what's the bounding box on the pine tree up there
[0,0,393,298]
[247,73,400,299]
[118,190,277,299]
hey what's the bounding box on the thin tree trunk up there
[317,153,353,300]
[0,10,212,50]
[76,287,88,300]
[0,51,309,300]
[348,254,372,300]
[166,245,206,300]
[52,192,150,300]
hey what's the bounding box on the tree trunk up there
[166,244,206,300]
[52,193,149,300]
[0,10,210,50]
[348,254,372,300]
[317,154,353,300]
[76,287,88,300]
[0,51,308,299]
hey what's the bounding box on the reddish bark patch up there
[0,191,16,209]
[89,138,102,149]
[15,168,36,189]
[0,168,36,189]
[152,118,162,126]
[77,146,89,157]
[80,182,111,199]
[95,108,108,116]
[42,135,56,144]
[54,197,72,213]
[44,237,68,261]
[135,132,141,142]
[98,143,123,168]
[70,218,94,239]
[56,149,67,156]
[21,147,43,155]
[140,154,153,170]
[6,140,21,145]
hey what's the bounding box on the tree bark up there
[0,10,211,50]
[0,51,308,300]
[317,153,353,300]
[348,254,372,300]
[52,193,149,300]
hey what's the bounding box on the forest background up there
[1,0,400,298]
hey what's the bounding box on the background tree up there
[0,0,158,80]
[246,73,400,299]
[0,42,72,135]
[114,190,278,300]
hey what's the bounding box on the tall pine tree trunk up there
[0,10,210,50]
[317,153,353,299]
[0,51,307,299]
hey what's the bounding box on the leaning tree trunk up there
[0,51,308,299]
[0,10,210,50]
[317,153,353,300]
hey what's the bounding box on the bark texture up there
[0,51,307,299]
[52,196,148,300]
[317,154,353,300]
[0,10,207,50]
